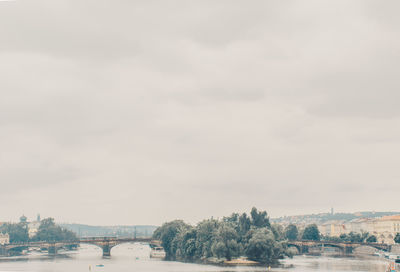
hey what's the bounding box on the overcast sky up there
[1,0,399,226]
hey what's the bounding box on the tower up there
[20,215,27,223]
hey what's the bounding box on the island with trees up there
[153,207,292,265]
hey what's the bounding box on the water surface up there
[0,244,390,272]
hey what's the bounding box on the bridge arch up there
[319,243,345,254]
[353,245,379,255]
[287,243,301,253]
[78,238,159,257]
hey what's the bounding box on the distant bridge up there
[79,237,161,256]
[287,240,391,255]
[1,237,161,257]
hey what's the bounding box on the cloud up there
[0,0,399,225]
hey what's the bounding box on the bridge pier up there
[345,246,353,255]
[301,245,308,254]
[48,244,58,255]
[0,246,8,256]
[102,244,111,257]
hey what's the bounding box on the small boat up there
[386,262,396,272]
[150,247,166,259]
[96,264,104,267]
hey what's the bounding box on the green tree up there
[348,232,363,243]
[284,224,298,240]
[175,228,197,261]
[0,223,28,243]
[366,235,377,243]
[250,207,271,228]
[271,224,285,241]
[238,213,251,237]
[153,220,191,260]
[194,219,220,258]
[394,233,400,244]
[321,235,343,242]
[153,208,287,265]
[302,224,320,241]
[32,218,77,242]
[211,223,240,260]
[245,228,284,264]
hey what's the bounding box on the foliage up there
[250,207,271,228]
[321,235,343,242]
[302,224,320,241]
[284,224,298,240]
[211,223,240,260]
[153,207,288,264]
[0,223,29,243]
[338,232,370,243]
[394,233,400,244]
[321,232,377,243]
[245,228,284,264]
[32,218,77,242]
[153,220,191,260]
[366,235,377,243]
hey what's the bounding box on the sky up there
[1,0,400,226]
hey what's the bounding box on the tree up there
[366,235,377,243]
[32,218,77,242]
[321,235,343,242]
[238,213,251,237]
[153,220,191,260]
[153,208,286,265]
[271,224,285,241]
[346,232,363,243]
[394,233,400,244]
[211,223,240,260]
[0,223,28,243]
[284,224,298,240]
[194,219,220,258]
[250,207,271,228]
[175,228,197,261]
[245,228,284,264]
[302,224,320,241]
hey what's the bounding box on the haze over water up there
[0,244,389,272]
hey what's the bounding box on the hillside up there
[60,223,158,238]
[271,211,400,225]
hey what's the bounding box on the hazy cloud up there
[0,0,399,225]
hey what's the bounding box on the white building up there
[28,221,41,238]
[318,221,347,237]
[347,218,374,233]
[370,215,400,244]
[0,233,10,245]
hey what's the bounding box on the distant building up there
[0,233,9,245]
[347,218,374,233]
[371,215,400,244]
[20,215,27,223]
[28,215,41,238]
[318,221,347,237]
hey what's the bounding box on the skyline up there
[3,208,400,227]
[1,1,400,226]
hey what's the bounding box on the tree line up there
[0,218,77,243]
[153,207,292,264]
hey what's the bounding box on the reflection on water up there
[0,244,390,272]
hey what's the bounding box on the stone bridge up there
[1,237,161,257]
[79,237,161,257]
[287,240,391,255]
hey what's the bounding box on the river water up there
[0,243,391,272]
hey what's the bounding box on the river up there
[0,243,391,272]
